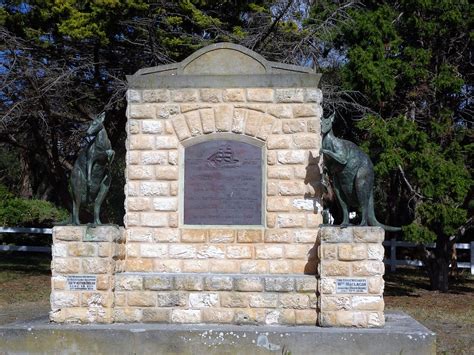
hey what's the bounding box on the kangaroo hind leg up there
[93,174,112,225]
[355,167,373,226]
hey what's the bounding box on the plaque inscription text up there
[184,140,262,225]
[336,278,368,294]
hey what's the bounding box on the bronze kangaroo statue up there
[70,113,115,225]
[321,113,400,231]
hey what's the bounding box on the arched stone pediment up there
[171,106,276,143]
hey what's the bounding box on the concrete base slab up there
[0,312,435,355]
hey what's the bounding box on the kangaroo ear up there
[98,112,105,123]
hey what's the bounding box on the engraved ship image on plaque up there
[207,145,241,168]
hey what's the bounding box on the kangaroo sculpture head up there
[321,112,335,135]
[87,112,105,136]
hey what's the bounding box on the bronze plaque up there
[184,140,262,225]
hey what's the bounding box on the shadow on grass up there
[0,252,51,275]
[384,267,474,296]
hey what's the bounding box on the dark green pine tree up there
[310,0,473,291]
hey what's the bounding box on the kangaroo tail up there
[368,192,402,232]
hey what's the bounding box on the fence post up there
[390,238,396,272]
[471,241,474,276]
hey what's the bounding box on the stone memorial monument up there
[50,43,385,328]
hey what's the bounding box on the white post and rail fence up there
[1,227,473,275]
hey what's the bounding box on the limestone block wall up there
[124,87,323,274]
[318,227,385,328]
[50,226,125,323]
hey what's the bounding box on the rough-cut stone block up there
[236,230,263,243]
[245,110,264,136]
[295,277,317,292]
[156,104,180,119]
[140,212,169,227]
[200,108,215,133]
[320,227,353,243]
[267,104,292,118]
[269,260,291,274]
[128,291,156,307]
[197,245,225,259]
[54,226,85,242]
[155,136,179,149]
[171,310,201,323]
[278,181,306,196]
[305,88,323,103]
[152,197,177,211]
[156,292,188,307]
[231,108,246,133]
[285,244,311,260]
[319,278,336,294]
[275,89,304,103]
[282,119,306,134]
[267,136,292,150]
[127,89,141,103]
[175,275,204,291]
[321,295,351,311]
[153,229,180,243]
[264,230,292,243]
[277,150,306,164]
[127,197,151,212]
[82,258,111,274]
[247,88,274,102]
[169,245,197,259]
[202,308,234,323]
[255,245,283,259]
[140,151,167,165]
[67,243,97,257]
[143,89,169,103]
[256,115,274,140]
[265,277,295,292]
[182,260,209,273]
[267,197,291,212]
[294,230,317,244]
[189,293,219,308]
[353,227,384,243]
[140,244,168,258]
[234,309,265,325]
[352,261,385,276]
[214,105,233,131]
[220,293,249,308]
[295,309,317,325]
[115,275,143,291]
[113,308,142,323]
[154,166,178,180]
[292,104,318,118]
[128,120,140,134]
[351,296,384,311]
[209,230,235,243]
[367,244,385,260]
[204,276,233,291]
[139,182,170,196]
[200,88,222,102]
[275,214,306,228]
[279,294,310,309]
[53,258,81,274]
[293,133,319,148]
[226,245,253,259]
[209,260,239,273]
[338,244,368,261]
[322,260,350,276]
[125,259,153,272]
[142,309,171,323]
[184,110,202,136]
[249,294,278,308]
[128,165,154,180]
[223,89,245,102]
[129,104,155,119]
[368,277,384,294]
[51,292,80,309]
[172,115,191,141]
[154,259,182,272]
[181,229,207,243]
[240,260,268,274]
[234,277,263,292]
[171,89,198,102]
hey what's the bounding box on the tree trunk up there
[419,235,450,292]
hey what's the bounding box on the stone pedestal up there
[317,226,385,327]
[50,225,125,323]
